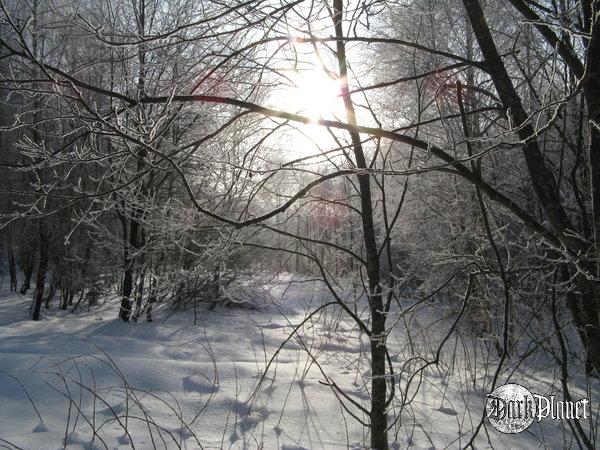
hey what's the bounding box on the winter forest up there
[0,0,599,448]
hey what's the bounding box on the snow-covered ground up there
[0,278,597,449]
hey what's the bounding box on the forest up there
[0,0,598,448]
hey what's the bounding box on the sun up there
[288,68,343,121]
[268,65,346,159]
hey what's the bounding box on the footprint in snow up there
[263,383,277,395]
[437,405,458,416]
[100,402,126,416]
[32,422,49,433]
[118,434,132,445]
[230,407,272,442]
[295,379,308,389]
[229,429,240,444]
[170,426,195,440]
[239,413,262,434]
[183,373,219,395]
[346,389,369,401]
[64,431,105,450]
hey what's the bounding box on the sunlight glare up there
[289,69,342,121]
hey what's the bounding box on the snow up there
[0,279,597,449]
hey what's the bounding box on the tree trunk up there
[571,276,600,375]
[121,259,134,321]
[584,85,600,376]
[586,89,600,276]
[20,258,34,295]
[331,1,388,447]
[133,268,146,321]
[370,303,388,450]
[31,224,48,321]
[44,277,57,309]
[71,288,86,313]
[8,247,17,292]
[121,0,147,322]
[146,273,156,322]
[60,290,68,310]
[120,213,140,322]
[584,52,600,375]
